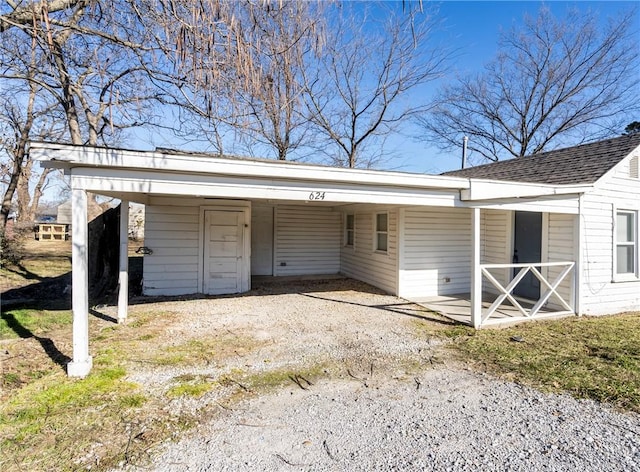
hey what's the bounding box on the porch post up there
[470,207,482,328]
[67,188,93,377]
[574,202,584,316]
[117,200,129,323]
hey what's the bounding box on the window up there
[345,214,355,247]
[616,210,637,276]
[375,213,388,252]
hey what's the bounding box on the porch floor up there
[408,292,574,327]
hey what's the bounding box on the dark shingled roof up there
[442,134,640,185]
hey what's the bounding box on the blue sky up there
[385,0,640,174]
[131,1,638,174]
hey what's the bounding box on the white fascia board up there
[70,169,463,207]
[30,142,469,191]
[462,179,593,200]
[462,198,580,215]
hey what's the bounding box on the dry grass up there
[442,313,640,412]
[0,239,71,292]
[0,305,270,471]
[0,240,245,471]
[2,242,639,470]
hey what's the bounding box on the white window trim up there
[373,212,389,254]
[344,213,355,249]
[613,208,639,282]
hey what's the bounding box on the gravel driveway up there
[116,279,639,472]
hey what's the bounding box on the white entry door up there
[203,210,246,294]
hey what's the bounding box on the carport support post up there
[117,200,129,323]
[67,188,93,377]
[470,207,482,329]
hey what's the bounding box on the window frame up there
[614,208,638,281]
[373,212,388,254]
[344,213,355,248]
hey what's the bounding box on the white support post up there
[470,207,482,329]
[117,200,129,323]
[574,201,583,316]
[67,188,93,377]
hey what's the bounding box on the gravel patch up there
[124,369,640,472]
[110,279,639,471]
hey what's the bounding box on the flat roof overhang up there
[30,142,590,212]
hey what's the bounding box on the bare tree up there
[419,6,640,162]
[0,0,318,235]
[302,3,449,168]
[0,76,39,235]
[0,0,161,234]
[139,0,323,160]
[0,24,67,234]
[233,1,322,161]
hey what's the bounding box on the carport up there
[30,142,586,376]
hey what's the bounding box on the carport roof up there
[30,142,468,190]
[29,142,592,204]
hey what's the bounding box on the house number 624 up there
[308,191,326,201]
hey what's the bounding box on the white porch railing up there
[477,261,575,327]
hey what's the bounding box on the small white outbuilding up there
[30,134,640,377]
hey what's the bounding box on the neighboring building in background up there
[57,201,72,225]
[56,199,143,240]
[129,203,145,240]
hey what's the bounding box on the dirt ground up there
[2,256,458,470]
[3,242,639,471]
[108,277,454,402]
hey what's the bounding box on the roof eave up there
[30,142,471,191]
[462,179,593,201]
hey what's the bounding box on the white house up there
[30,134,640,377]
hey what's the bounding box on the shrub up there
[1,233,25,265]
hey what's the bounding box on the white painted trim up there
[343,212,356,250]
[95,191,150,205]
[574,198,583,315]
[612,205,640,282]
[273,206,279,276]
[396,208,406,297]
[198,202,251,293]
[507,210,515,264]
[471,208,482,328]
[462,179,592,200]
[117,200,129,323]
[31,142,469,190]
[462,198,580,215]
[68,188,92,377]
[66,169,463,208]
[373,211,389,254]
[541,212,549,281]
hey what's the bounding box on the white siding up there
[480,209,509,293]
[341,209,398,294]
[143,205,200,296]
[580,156,640,315]
[546,213,576,309]
[251,204,274,276]
[398,207,471,298]
[273,205,341,276]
